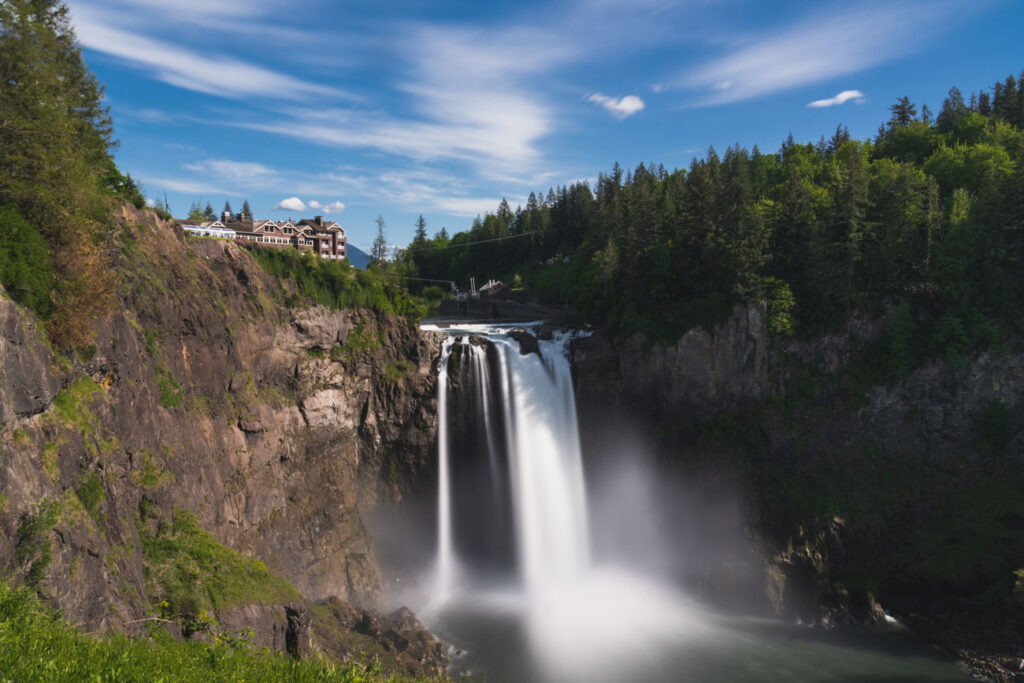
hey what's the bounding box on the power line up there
[393,276,456,284]
[403,230,540,253]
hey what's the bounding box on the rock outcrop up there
[0,206,445,675]
[570,300,1024,681]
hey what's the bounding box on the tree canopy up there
[0,0,127,346]
[401,70,1024,359]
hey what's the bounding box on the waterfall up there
[433,326,588,589]
[436,336,456,595]
[427,323,706,682]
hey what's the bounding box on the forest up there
[0,0,145,347]
[400,74,1024,359]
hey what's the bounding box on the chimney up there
[315,215,323,226]
[222,210,231,223]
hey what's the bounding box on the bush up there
[0,205,54,317]
[247,246,427,318]
[0,581,431,681]
[140,510,301,621]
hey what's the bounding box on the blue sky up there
[68,0,1024,252]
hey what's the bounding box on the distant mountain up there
[346,243,372,269]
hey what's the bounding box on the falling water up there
[435,336,456,596]
[423,323,972,683]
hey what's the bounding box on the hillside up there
[0,206,446,677]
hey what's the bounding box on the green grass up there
[140,510,301,621]
[0,582,428,682]
[384,361,415,384]
[52,377,103,432]
[332,324,383,365]
[144,330,183,409]
[74,472,104,522]
[15,500,63,589]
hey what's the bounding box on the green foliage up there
[156,368,183,408]
[75,472,104,521]
[0,582,429,682]
[332,324,382,365]
[143,330,183,408]
[0,0,121,347]
[140,510,301,621]
[100,160,145,209]
[15,499,63,589]
[384,360,415,384]
[402,70,1024,355]
[0,205,55,317]
[248,246,427,318]
[764,277,795,336]
[52,376,103,431]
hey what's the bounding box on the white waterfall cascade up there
[426,323,709,682]
[435,335,456,597]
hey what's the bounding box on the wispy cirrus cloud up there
[68,4,346,101]
[679,2,955,106]
[587,93,646,119]
[808,90,866,108]
[233,24,571,181]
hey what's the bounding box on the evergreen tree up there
[889,96,917,128]
[204,202,215,220]
[0,0,114,346]
[372,214,387,264]
[413,215,428,247]
[937,86,968,132]
[223,200,233,218]
[242,200,252,220]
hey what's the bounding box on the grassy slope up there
[0,582,433,682]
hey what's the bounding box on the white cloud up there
[272,197,308,212]
[145,198,156,207]
[680,2,950,106]
[185,159,280,184]
[306,200,346,213]
[808,90,866,108]
[587,93,646,119]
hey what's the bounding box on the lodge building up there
[181,213,347,261]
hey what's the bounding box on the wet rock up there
[507,330,540,357]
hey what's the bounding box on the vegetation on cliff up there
[0,582,431,682]
[0,0,146,347]
[248,246,429,319]
[402,72,1024,355]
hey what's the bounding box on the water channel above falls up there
[416,322,971,683]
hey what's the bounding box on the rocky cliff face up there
[0,206,445,675]
[571,302,1024,680]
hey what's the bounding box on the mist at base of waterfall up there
[421,575,969,683]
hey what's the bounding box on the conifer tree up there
[413,215,428,247]
[372,214,387,264]
[0,0,114,346]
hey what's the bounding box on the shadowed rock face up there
[569,301,1024,681]
[0,205,445,673]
